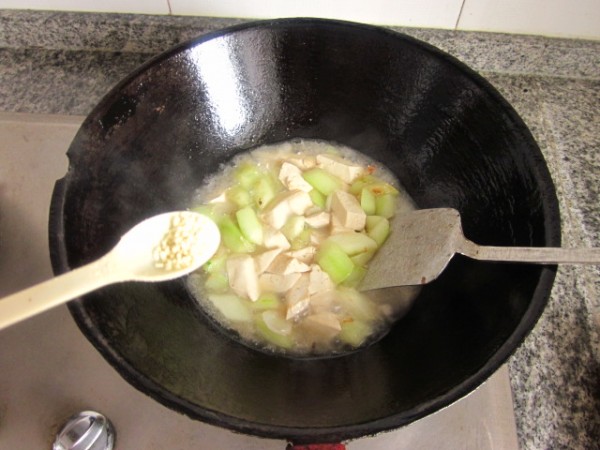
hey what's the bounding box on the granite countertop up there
[1,10,598,449]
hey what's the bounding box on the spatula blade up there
[360,208,463,290]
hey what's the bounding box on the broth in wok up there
[188,139,419,355]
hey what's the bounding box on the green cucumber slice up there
[234,163,262,189]
[205,272,229,292]
[315,241,355,284]
[366,216,390,246]
[375,193,396,219]
[235,206,264,245]
[327,232,378,256]
[208,294,252,322]
[255,313,294,349]
[226,186,252,208]
[302,168,344,196]
[251,293,281,311]
[219,217,255,253]
[360,188,376,215]
[309,189,326,208]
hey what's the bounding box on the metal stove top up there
[0,112,519,449]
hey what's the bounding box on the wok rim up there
[48,17,561,443]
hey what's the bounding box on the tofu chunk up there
[261,191,293,229]
[308,264,335,295]
[278,162,313,192]
[330,190,366,230]
[309,290,336,310]
[261,190,312,229]
[285,273,311,320]
[226,254,260,301]
[286,298,311,321]
[303,312,342,339]
[330,214,355,235]
[267,254,311,275]
[287,155,316,170]
[310,229,328,246]
[287,190,313,215]
[259,272,302,293]
[263,227,291,250]
[316,154,364,183]
[254,248,282,274]
[305,211,330,228]
[285,246,317,264]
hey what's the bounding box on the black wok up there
[49,18,560,444]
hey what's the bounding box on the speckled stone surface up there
[1,10,599,449]
[486,74,600,449]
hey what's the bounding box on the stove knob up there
[53,411,115,450]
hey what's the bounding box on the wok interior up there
[52,20,559,442]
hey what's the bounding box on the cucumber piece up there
[235,163,262,189]
[226,186,252,208]
[302,168,344,196]
[309,189,326,208]
[367,182,399,196]
[366,215,385,231]
[235,206,264,245]
[337,286,378,321]
[375,193,396,219]
[251,293,281,311]
[316,241,355,284]
[190,204,212,215]
[350,249,375,266]
[290,228,312,250]
[349,177,370,196]
[252,176,278,209]
[350,175,399,196]
[219,217,255,253]
[327,232,378,256]
[203,252,227,274]
[281,215,305,242]
[360,188,376,215]
[190,205,223,222]
[205,272,229,292]
[342,265,367,288]
[261,310,292,335]
[255,313,294,349]
[208,294,252,322]
[367,216,390,246]
[339,319,373,347]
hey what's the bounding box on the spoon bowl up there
[0,211,220,331]
[111,211,221,282]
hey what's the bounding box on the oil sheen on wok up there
[188,139,419,356]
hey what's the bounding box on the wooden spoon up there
[0,211,220,331]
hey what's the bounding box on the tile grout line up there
[454,0,467,30]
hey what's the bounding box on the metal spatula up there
[360,208,600,293]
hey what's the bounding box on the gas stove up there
[0,112,519,449]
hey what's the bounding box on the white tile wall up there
[168,0,464,29]
[0,0,168,15]
[458,0,600,40]
[0,0,598,39]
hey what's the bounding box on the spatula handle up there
[0,257,114,331]
[462,242,600,264]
